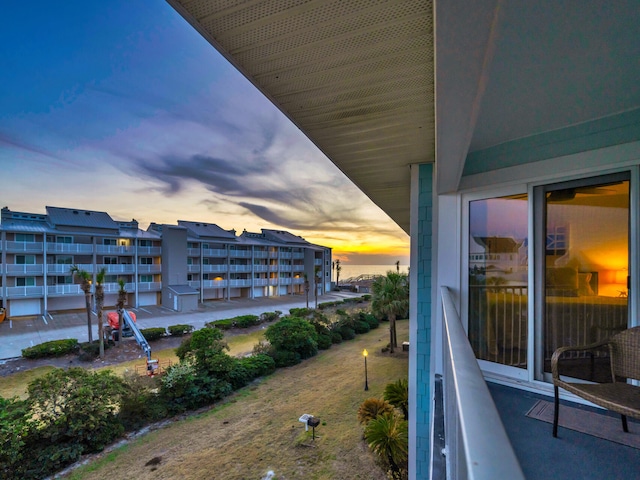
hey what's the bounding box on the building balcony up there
[203,264,227,273]
[137,264,162,274]
[187,248,200,256]
[6,286,44,297]
[47,242,93,254]
[203,248,227,257]
[253,265,269,272]
[47,284,83,296]
[187,265,201,273]
[5,264,45,275]
[269,251,278,258]
[293,277,305,284]
[229,249,252,258]
[279,265,292,272]
[253,279,268,286]
[99,264,136,274]
[280,278,292,285]
[6,241,44,253]
[138,282,161,292]
[188,280,201,289]
[46,264,75,275]
[268,279,278,286]
[293,252,305,259]
[202,280,227,288]
[96,245,135,255]
[280,252,292,259]
[136,246,161,255]
[229,279,252,287]
[254,250,268,258]
[229,264,251,272]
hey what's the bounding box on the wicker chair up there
[551,326,640,438]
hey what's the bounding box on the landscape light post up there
[363,349,369,391]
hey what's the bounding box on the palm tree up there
[304,273,310,309]
[384,378,409,420]
[364,413,408,478]
[371,272,409,353]
[357,397,395,425]
[335,259,342,287]
[395,260,400,273]
[70,265,93,343]
[95,268,106,358]
[314,266,321,309]
[116,278,127,346]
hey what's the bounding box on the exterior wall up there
[161,227,188,308]
[409,163,434,479]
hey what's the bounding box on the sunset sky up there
[0,1,409,265]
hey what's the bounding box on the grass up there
[65,320,409,480]
[0,365,56,399]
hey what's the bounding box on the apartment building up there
[0,206,331,317]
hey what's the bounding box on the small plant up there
[208,319,234,330]
[384,378,409,420]
[140,327,167,341]
[22,339,78,359]
[357,397,395,425]
[167,324,194,336]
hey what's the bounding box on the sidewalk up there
[0,292,362,360]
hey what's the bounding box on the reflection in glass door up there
[537,174,629,382]
[468,194,528,369]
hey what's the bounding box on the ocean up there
[336,264,409,281]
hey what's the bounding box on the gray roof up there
[168,285,200,295]
[178,220,237,240]
[46,206,119,230]
[261,229,310,245]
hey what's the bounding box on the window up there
[187,258,193,265]
[202,243,209,249]
[103,238,117,246]
[56,276,73,285]
[56,256,73,264]
[16,233,35,242]
[104,275,118,283]
[203,258,210,265]
[56,236,73,244]
[16,277,35,287]
[139,239,152,247]
[187,274,193,281]
[103,257,118,265]
[202,273,210,280]
[139,257,152,265]
[139,275,153,283]
[15,255,35,264]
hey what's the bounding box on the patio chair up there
[551,326,640,437]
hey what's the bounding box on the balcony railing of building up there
[187,265,201,273]
[46,264,75,274]
[202,248,227,257]
[254,250,269,258]
[229,279,252,287]
[293,278,305,284]
[188,280,200,289]
[137,264,162,274]
[136,246,161,255]
[47,243,93,254]
[187,248,200,256]
[253,265,268,272]
[138,282,161,291]
[268,279,279,286]
[253,278,268,286]
[95,245,135,255]
[314,259,322,265]
[6,241,44,253]
[293,252,304,259]
[202,280,227,288]
[280,278,292,285]
[98,264,136,274]
[229,249,252,258]
[203,264,227,273]
[280,252,292,259]
[6,286,45,297]
[229,265,251,272]
[441,286,524,480]
[5,264,45,275]
[47,284,83,296]
[268,251,278,258]
[279,265,292,272]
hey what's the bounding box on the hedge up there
[167,324,194,336]
[22,339,78,359]
[140,327,167,341]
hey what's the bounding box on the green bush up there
[140,327,166,341]
[233,314,260,328]
[168,324,194,336]
[271,350,302,368]
[317,301,340,310]
[361,312,379,329]
[339,326,356,341]
[209,319,234,330]
[77,341,108,361]
[362,294,372,301]
[265,317,318,360]
[240,353,276,378]
[260,311,281,322]
[354,320,371,334]
[161,362,231,413]
[289,307,313,317]
[317,334,332,350]
[331,331,343,344]
[118,373,166,431]
[21,338,78,359]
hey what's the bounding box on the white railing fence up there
[441,286,524,480]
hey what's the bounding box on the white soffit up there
[167,0,435,234]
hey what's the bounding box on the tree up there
[371,272,409,353]
[364,413,408,478]
[70,265,92,343]
[304,273,310,309]
[116,278,127,346]
[265,317,318,359]
[314,266,321,309]
[384,378,409,420]
[335,259,342,287]
[357,397,395,425]
[395,260,400,273]
[95,268,106,358]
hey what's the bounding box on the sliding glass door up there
[534,173,630,382]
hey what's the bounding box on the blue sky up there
[0,0,409,265]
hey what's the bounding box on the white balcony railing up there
[47,243,93,254]
[254,250,268,258]
[188,280,201,289]
[203,248,227,257]
[203,264,227,273]
[202,280,227,288]
[187,248,200,256]
[293,278,305,284]
[253,279,268,286]
[269,251,278,258]
[137,264,162,274]
[229,279,252,287]
[5,264,45,275]
[6,241,44,253]
[138,282,161,291]
[99,264,136,274]
[280,252,292,259]
[280,278,292,285]
[187,265,201,273]
[136,246,161,256]
[229,264,251,272]
[293,252,305,259]
[279,265,292,272]
[95,245,135,255]
[47,284,83,296]
[6,286,44,297]
[229,249,252,258]
[253,265,268,272]
[441,286,524,480]
[46,264,75,274]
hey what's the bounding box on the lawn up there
[65,320,409,480]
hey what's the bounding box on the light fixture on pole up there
[363,349,369,391]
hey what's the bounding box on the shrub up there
[21,338,78,359]
[118,373,166,430]
[233,314,260,328]
[252,340,274,356]
[271,350,302,368]
[361,312,379,329]
[168,324,194,336]
[317,334,332,350]
[357,397,395,425]
[318,301,340,310]
[140,327,166,341]
[265,317,318,359]
[289,307,313,317]
[362,294,372,301]
[384,378,409,420]
[330,331,343,344]
[176,327,228,366]
[77,341,105,361]
[260,311,281,323]
[209,319,234,330]
[339,326,356,341]
[239,353,276,378]
[354,320,371,334]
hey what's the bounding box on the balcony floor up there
[489,382,639,480]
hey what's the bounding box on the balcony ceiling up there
[167,0,435,234]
